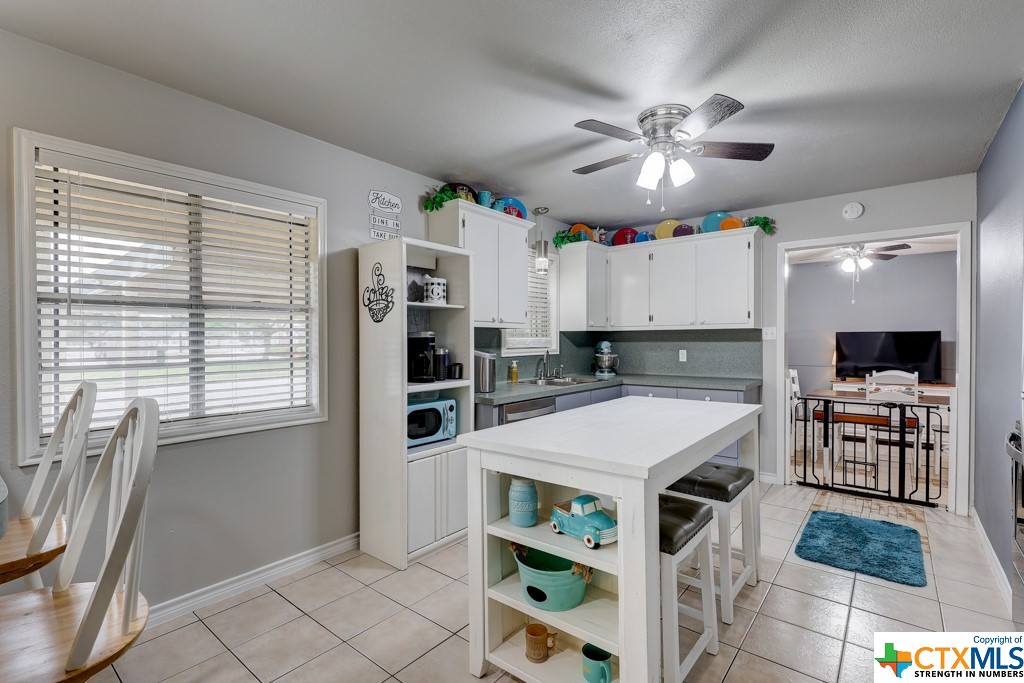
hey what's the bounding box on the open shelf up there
[489,626,619,683]
[487,516,619,575]
[488,573,619,656]
[407,301,465,310]
[407,379,472,393]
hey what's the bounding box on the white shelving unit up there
[477,478,623,682]
[358,237,474,570]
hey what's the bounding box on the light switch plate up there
[762,327,777,340]
[678,350,687,362]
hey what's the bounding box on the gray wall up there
[976,85,1024,580]
[787,252,958,393]
[681,174,977,478]
[0,31,441,603]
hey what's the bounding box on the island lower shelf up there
[487,573,619,656]
[488,624,620,683]
[486,515,619,575]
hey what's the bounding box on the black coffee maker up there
[408,331,436,383]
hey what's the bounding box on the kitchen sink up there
[518,376,605,386]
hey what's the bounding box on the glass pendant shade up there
[534,239,549,274]
[669,158,695,187]
[635,152,665,190]
[858,257,873,270]
[840,257,856,273]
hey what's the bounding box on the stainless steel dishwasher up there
[498,396,556,424]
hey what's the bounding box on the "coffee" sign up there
[368,190,402,214]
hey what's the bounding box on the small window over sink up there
[501,246,558,356]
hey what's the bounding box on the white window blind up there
[18,132,325,457]
[502,247,558,354]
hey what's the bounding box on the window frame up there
[12,128,329,465]
[501,250,559,357]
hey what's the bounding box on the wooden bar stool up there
[664,463,756,625]
[659,496,718,683]
[0,382,96,587]
[0,398,159,682]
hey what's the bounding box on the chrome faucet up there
[537,351,549,379]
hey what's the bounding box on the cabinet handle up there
[499,317,504,323]
[648,393,654,397]
[705,397,711,401]
[700,320,705,325]
[588,321,594,326]
[491,316,497,322]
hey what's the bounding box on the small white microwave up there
[407,398,457,448]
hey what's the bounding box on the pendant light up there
[532,207,550,274]
[635,151,665,190]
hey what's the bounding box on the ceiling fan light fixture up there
[840,257,856,273]
[636,151,665,190]
[669,158,695,187]
[858,257,873,270]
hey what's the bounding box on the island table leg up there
[466,447,490,678]
[616,478,661,683]
[739,423,762,580]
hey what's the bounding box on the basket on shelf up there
[509,543,592,612]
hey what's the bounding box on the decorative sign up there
[368,190,402,214]
[370,228,401,241]
[362,262,395,322]
[368,189,403,241]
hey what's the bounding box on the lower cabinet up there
[407,447,468,553]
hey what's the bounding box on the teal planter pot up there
[508,478,538,527]
[511,545,591,612]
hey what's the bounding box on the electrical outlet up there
[678,350,687,362]
[762,327,777,340]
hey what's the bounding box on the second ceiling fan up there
[572,94,775,191]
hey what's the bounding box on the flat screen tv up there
[835,331,942,381]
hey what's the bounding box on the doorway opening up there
[775,222,973,514]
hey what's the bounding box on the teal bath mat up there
[794,510,927,587]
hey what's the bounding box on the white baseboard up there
[759,472,779,486]
[148,533,360,626]
[970,507,1013,619]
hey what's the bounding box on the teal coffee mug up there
[582,643,612,683]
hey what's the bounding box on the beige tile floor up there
[97,485,1019,683]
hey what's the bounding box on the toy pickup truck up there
[549,494,618,549]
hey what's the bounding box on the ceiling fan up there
[833,243,911,272]
[571,94,775,195]
[833,242,911,303]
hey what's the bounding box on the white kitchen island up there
[457,396,763,683]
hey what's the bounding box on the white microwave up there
[407,398,457,448]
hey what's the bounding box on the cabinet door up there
[443,448,469,537]
[555,391,591,413]
[590,386,623,404]
[676,388,740,403]
[696,236,751,325]
[463,212,499,324]
[586,247,608,329]
[407,456,437,553]
[649,240,697,327]
[607,247,651,328]
[497,223,528,327]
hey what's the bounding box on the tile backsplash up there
[474,328,762,381]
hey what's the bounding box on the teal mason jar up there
[509,478,538,527]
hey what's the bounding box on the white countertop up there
[457,396,762,479]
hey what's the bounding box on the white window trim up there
[12,128,329,466]
[501,254,559,357]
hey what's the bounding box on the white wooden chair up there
[0,382,96,587]
[0,397,159,682]
[866,370,919,402]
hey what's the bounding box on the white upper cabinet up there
[562,227,761,331]
[608,245,652,328]
[695,231,759,327]
[558,241,608,330]
[650,239,697,327]
[429,200,532,328]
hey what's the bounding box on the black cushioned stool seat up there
[658,496,713,555]
[667,463,754,503]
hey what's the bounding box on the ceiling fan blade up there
[671,94,744,139]
[574,119,645,144]
[693,141,775,161]
[873,243,912,252]
[868,253,898,261]
[572,153,644,175]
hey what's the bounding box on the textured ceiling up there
[2,0,1022,227]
